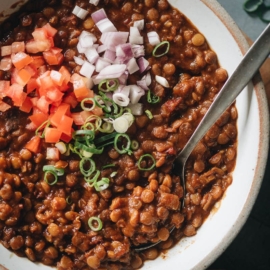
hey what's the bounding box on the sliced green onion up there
[81,97,96,111]
[44,170,58,185]
[94,177,110,191]
[55,142,67,154]
[97,121,114,133]
[131,140,139,150]
[110,171,117,177]
[72,130,95,142]
[102,163,116,169]
[98,78,119,92]
[35,120,50,138]
[88,216,103,231]
[114,133,132,155]
[152,41,170,57]
[75,141,104,155]
[145,110,153,119]
[66,196,72,205]
[94,132,118,145]
[85,170,101,185]
[79,157,96,177]
[138,154,156,171]
[147,90,160,104]
[82,122,95,131]
[43,165,64,176]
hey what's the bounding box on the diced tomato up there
[38,65,48,76]
[15,68,32,86]
[46,88,64,102]
[59,83,70,92]
[19,96,33,113]
[92,106,104,116]
[60,131,72,143]
[57,114,73,135]
[44,127,62,143]
[27,78,39,94]
[43,23,58,37]
[24,135,41,153]
[24,64,37,77]
[1,45,12,56]
[39,73,54,88]
[50,47,62,54]
[32,28,48,40]
[74,88,94,101]
[11,52,33,70]
[71,112,84,126]
[32,56,45,68]
[46,147,60,161]
[6,83,26,106]
[36,96,51,114]
[29,111,49,127]
[59,66,71,85]
[43,50,63,65]
[50,103,71,127]
[11,42,25,54]
[0,100,11,112]
[63,92,78,108]
[26,121,38,131]
[0,57,12,71]
[30,97,38,107]
[50,70,64,86]
[0,80,10,98]
[26,39,51,54]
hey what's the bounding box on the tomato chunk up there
[44,127,62,143]
[24,135,41,153]
[11,52,33,70]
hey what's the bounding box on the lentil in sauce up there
[0,0,237,269]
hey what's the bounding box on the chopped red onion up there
[127,103,143,115]
[147,31,160,46]
[96,18,117,33]
[155,75,169,87]
[95,57,111,72]
[91,8,107,23]
[85,47,99,64]
[136,72,152,90]
[79,31,97,47]
[118,71,128,85]
[115,85,130,96]
[97,44,107,54]
[89,0,100,6]
[103,49,116,63]
[73,56,85,66]
[95,64,127,80]
[127,57,139,74]
[131,45,145,58]
[137,57,150,73]
[100,32,129,51]
[129,85,145,104]
[129,27,143,45]
[77,41,87,54]
[72,6,89,20]
[116,43,133,58]
[133,19,144,30]
[113,93,130,107]
[80,61,95,78]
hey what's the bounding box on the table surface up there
[208,1,270,270]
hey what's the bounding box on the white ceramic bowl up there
[0,0,269,269]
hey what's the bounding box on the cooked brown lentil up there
[0,0,237,269]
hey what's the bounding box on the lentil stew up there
[0,0,237,269]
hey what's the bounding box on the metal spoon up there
[135,23,270,252]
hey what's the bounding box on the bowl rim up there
[195,0,270,268]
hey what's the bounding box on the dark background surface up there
[208,1,270,269]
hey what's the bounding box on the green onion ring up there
[43,165,64,176]
[137,154,156,171]
[85,170,101,186]
[94,177,110,192]
[152,41,170,57]
[44,170,58,185]
[79,157,96,177]
[88,216,103,231]
[145,110,153,119]
[147,90,160,104]
[131,140,139,150]
[81,97,96,111]
[114,133,132,155]
[35,120,50,138]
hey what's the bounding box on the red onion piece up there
[89,0,100,6]
[133,19,144,30]
[73,56,85,66]
[77,42,87,54]
[129,85,145,104]
[137,57,150,73]
[91,8,107,23]
[103,49,116,63]
[85,47,99,64]
[115,85,130,96]
[97,44,107,54]
[127,57,139,74]
[79,61,95,78]
[95,58,111,72]
[118,71,128,85]
[72,6,88,20]
[129,27,143,45]
[147,31,161,46]
[95,64,127,80]
[131,45,145,58]
[155,75,169,87]
[79,31,97,47]
[100,32,129,51]
[96,18,117,33]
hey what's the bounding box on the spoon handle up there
[177,23,270,165]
